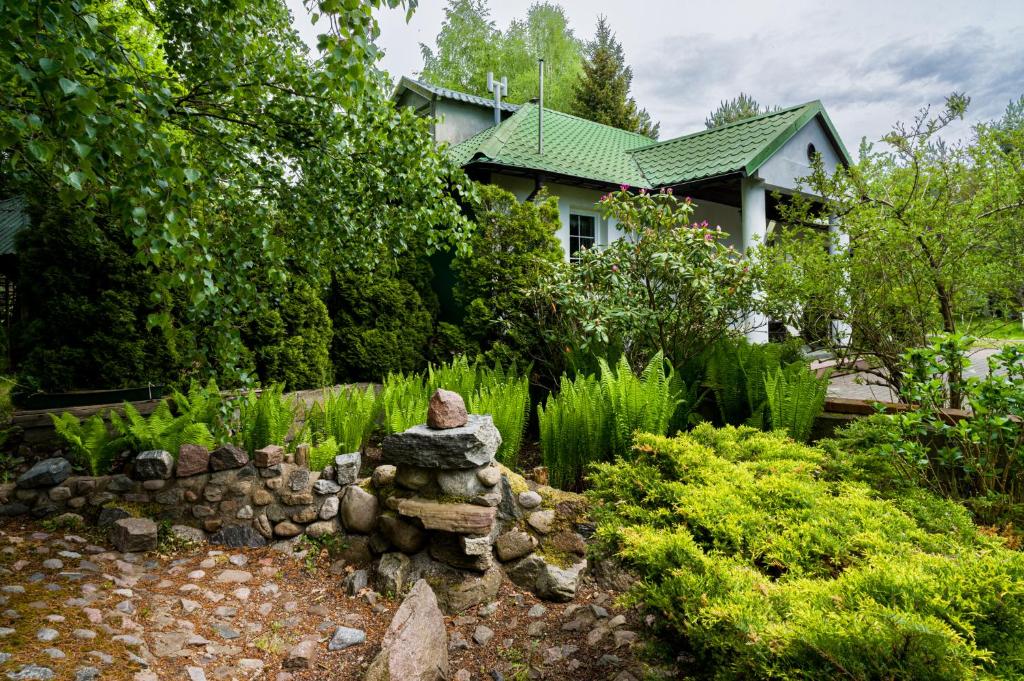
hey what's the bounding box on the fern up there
[308,436,341,472]
[107,400,214,455]
[538,374,610,490]
[239,384,296,453]
[380,372,430,434]
[764,365,830,442]
[51,412,124,475]
[469,373,530,468]
[307,385,378,454]
[426,354,478,402]
[599,353,678,457]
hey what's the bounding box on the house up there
[393,77,853,341]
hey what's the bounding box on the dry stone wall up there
[0,392,590,610]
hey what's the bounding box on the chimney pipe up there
[538,58,544,155]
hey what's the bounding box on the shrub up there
[535,189,758,373]
[588,425,1024,680]
[245,280,333,390]
[452,183,564,369]
[108,401,215,455]
[328,272,435,382]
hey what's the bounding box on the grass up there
[960,316,1024,346]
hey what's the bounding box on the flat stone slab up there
[109,517,158,553]
[396,497,496,535]
[382,415,501,470]
[16,458,71,489]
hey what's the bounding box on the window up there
[569,212,597,263]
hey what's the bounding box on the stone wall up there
[0,394,590,613]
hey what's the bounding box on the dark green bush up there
[13,206,191,391]
[244,280,332,390]
[452,183,563,374]
[589,425,1024,680]
[327,271,434,382]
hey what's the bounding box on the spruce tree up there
[570,17,659,138]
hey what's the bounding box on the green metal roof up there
[396,77,521,113]
[451,103,654,187]
[0,196,29,256]
[448,96,853,189]
[631,101,852,186]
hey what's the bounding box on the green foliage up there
[12,204,190,391]
[109,402,214,456]
[380,371,430,435]
[854,335,1024,525]
[570,16,658,138]
[328,271,435,382]
[308,436,340,473]
[538,373,609,490]
[1,0,468,378]
[420,0,583,113]
[704,336,806,426]
[239,384,296,454]
[453,183,564,373]
[588,425,1024,680]
[426,354,478,402]
[245,280,332,391]
[704,92,779,129]
[537,189,758,374]
[305,385,378,454]
[599,353,677,457]
[51,412,123,475]
[764,365,829,442]
[761,94,1023,399]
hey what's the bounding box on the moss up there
[497,462,530,495]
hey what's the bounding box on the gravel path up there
[0,521,652,681]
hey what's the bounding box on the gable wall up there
[435,100,503,146]
[757,118,844,192]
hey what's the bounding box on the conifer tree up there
[705,93,779,128]
[570,16,659,139]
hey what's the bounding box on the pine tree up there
[705,93,779,129]
[570,16,659,139]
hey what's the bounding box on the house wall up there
[434,100,504,146]
[490,173,748,258]
[757,118,843,192]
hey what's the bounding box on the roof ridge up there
[634,101,821,152]
[530,106,656,146]
[477,103,536,158]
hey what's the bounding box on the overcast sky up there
[287,0,1024,149]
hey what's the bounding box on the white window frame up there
[568,210,599,263]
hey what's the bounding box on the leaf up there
[58,77,82,96]
[65,171,85,190]
[38,58,60,75]
[183,168,201,182]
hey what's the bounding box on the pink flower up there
[620,184,630,192]
[704,233,713,241]
[612,264,619,272]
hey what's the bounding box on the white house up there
[393,77,853,341]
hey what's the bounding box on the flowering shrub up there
[536,188,758,372]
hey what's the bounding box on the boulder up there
[176,445,210,477]
[288,468,310,492]
[328,626,366,651]
[304,520,338,539]
[378,512,426,554]
[372,465,397,488]
[340,486,379,534]
[375,552,411,595]
[253,445,284,468]
[518,490,542,509]
[382,415,501,470]
[334,452,361,486]
[476,465,501,487]
[507,554,587,603]
[395,466,432,491]
[209,445,248,471]
[495,529,537,562]
[109,517,158,553]
[273,521,303,538]
[209,525,267,548]
[313,479,341,496]
[436,467,487,499]
[16,458,71,489]
[319,496,340,520]
[426,389,468,429]
[527,509,556,534]
[134,450,174,481]
[428,532,491,572]
[170,525,207,544]
[397,498,496,535]
[365,580,448,681]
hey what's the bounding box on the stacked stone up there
[377,390,503,577]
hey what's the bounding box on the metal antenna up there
[538,58,544,155]
[486,71,507,126]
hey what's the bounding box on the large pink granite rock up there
[427,389,468,429]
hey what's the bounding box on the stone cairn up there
[0,388,588,610]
